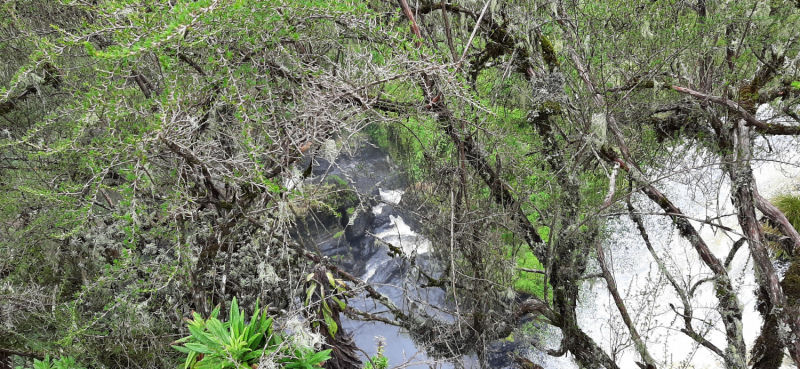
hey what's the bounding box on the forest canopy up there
[2,0,800,368]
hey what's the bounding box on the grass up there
[772,193,800,231]
[513,245,547,297]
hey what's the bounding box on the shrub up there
[16,355,85,369]
[363,337,388,369]
[172,298,331,369]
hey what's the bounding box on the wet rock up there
[356,236,377,258]
[486,340,525,369]
[312,157,333,176]
[371,204,395,228]
[349,259,367,277]
[318,236,348,254]
[369,259,403,284]
[343,207,375,242]
[330,254,356,270]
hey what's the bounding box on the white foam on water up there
[557,135,800,369]
[362,258,386,282]
[375,215,430,255]
[379,188,404,205]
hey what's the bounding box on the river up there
[295,131,800,368]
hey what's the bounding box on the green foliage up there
[364,356,389,369]
[363,339,389,369]
[503,320,550,343]
[327,175,349,188]
[304,271,349,338]
[3,0,800,365]
[782,256,800,306]
[173,298,331,369]
[16,355,85,369]
[763,224,790,259]
[364,119,451,182]
[772,193,800,232]
[514,247,547,297]
[282,348,333,369]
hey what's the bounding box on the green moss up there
[535,100,562,115]
[327,174,348,187]
[363,119,451,183]
[782,257,800,305]
[738,80,759,112]
[539,35,560,71]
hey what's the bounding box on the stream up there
[295,130,800,368]
[295,141,454,368]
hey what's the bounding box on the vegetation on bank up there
[774,194,800,233]
[4,0,800,367]
[366,122,552,298]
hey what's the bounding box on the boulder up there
[312,157,333,176]
[343,207,375,242]
[356,236,377,258]
[371,204,394,228]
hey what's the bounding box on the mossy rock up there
[782,258,800,305]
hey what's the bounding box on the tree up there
[2,0,800,368]
[348,0,800,368]
[1,0,391,366]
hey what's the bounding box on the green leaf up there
[171,345,195,354]
[184,342,215,354]
[184,351,199,369]
[305,282,316,306]
[322,307,338,338]
[306,349,332,366]
[206,318,232,346]
[283,363,312,369]
[210,304,221,319]
[269,331,283,346]
[260,315,273,337]
[230,298,240,329]
[173,335,192,344]
[194,356,229,369]
[188,325,219,349]
[242,348,274,361]
[326,272,336,288]
[229,298,246,339]
[246,327,264,349]
[247,300,261,337]
[331,296,347,311]
[33,355,52,369]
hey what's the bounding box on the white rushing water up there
[379,188,405,205]
[363,190,431,283]
[345,188,455,368]
[531,134,800,368]
[373,215,431,255]
[327,128,800,368]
